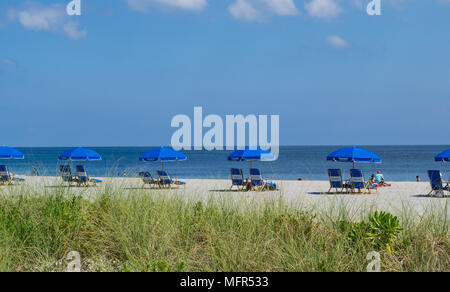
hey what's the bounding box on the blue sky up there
[0,0,449,147]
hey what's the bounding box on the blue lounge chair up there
[230,168,248,190]
[328,169,347,193]
[0,165,25,185]
[156,170,186,189]
[139,171,160,188]
[59,165,78,184]
[427,170,449,196]
[350,169,377,194]
[0,165,11,185]
[75,165,102,187]
[249,168,276,191]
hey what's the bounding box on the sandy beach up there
[2,176,448,219]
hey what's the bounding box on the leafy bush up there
[367,211,402,252]
[339,211,402,252]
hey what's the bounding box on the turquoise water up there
[3,146,450,182]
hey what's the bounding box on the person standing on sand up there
[375,171,391,187]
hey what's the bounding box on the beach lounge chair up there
[0,165,25,185]
[249,168,276,191]
[0,165,12,185]
[230,168,248,191]
[59,165,78,184]
[349,169,377,194]
[328,169,347,193]
[139,171,160,188]
[75,165,102,187]
[156,170,186,189]
[427,170,449,197]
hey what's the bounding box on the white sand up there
[1,176,448,219]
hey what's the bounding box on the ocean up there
[3,146,450,182]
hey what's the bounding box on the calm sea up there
[3,146,450,182]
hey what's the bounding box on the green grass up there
[0,184,448,272]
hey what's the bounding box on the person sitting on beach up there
[374,171,391,187]
[416,176,422,182]
[369,174,379,188]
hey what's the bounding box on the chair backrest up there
[0,165,10,182]
[139,172,154,184]
[76,165,88,183]
[157,170,172,185]
[59,165,73,182]
[230,168,244,186]
[428,170,443,190]
[328,169,343,188]
[250,168,263,186]
[350,169,365,189]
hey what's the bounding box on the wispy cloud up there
[229,0,262,21]
[126,0,207,12]
[8,2,86,40]
[327,35,350,48]
[304,0,343,19]
[263,0,300,15]
[228,0,299,21]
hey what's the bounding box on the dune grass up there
[0,183,448,272]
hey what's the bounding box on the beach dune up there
[2,176,448,219]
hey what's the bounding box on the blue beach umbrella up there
[327,146,381,168]
[58,147,102,161]
[0,147,25,160]
[139,147,187,169]
[228,147,275,168]
[435,149,450,162]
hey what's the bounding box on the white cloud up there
[327,35,350,48]
[263,0,299,15]
[350,0,363,9]
[63,22,87,40]
[8,2,86,40]
[228,0,299,21]
[304,0,343,19]
[229,0,262,21]
[126,0,207,12]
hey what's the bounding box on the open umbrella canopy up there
[327,146,381,163]
[228,147,275,162]
[58,147,102,161]
[139,147,187,162]
[0,147,25,159]
[435,149,450,162]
